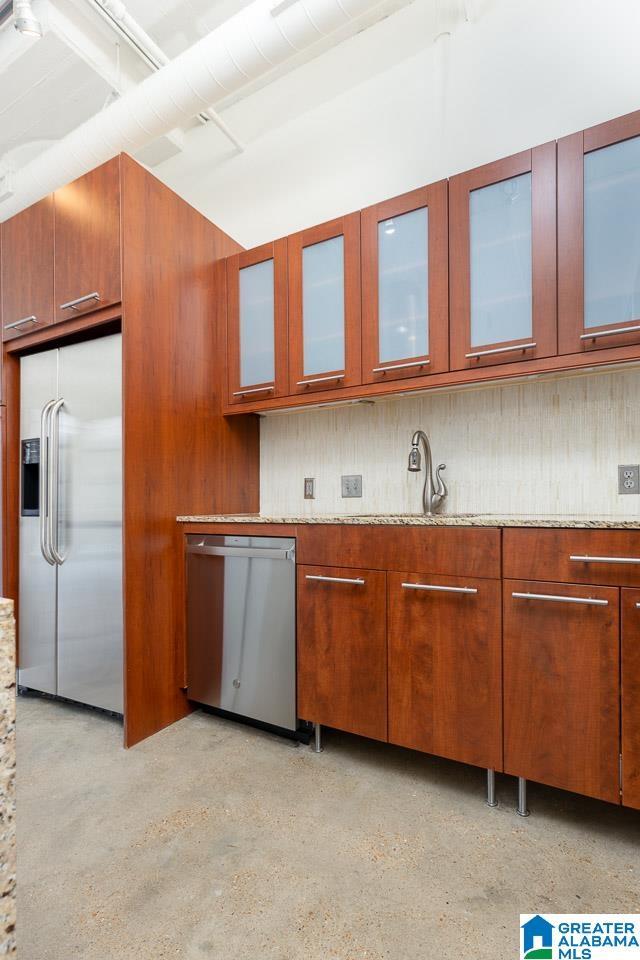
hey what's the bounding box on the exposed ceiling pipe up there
[87,0,244,151]
[1,0,406,219]
[13,0,42,35]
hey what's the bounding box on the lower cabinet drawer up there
[388,573,502,770]
[504,529,640,588]
[297,565,387,742]
[504,579,620,803]
[622,589,640,810]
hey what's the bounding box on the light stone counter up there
[177,513,640,529]
[0,598,15,957]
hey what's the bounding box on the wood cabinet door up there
[622,589,640,810]
[297,564,387,741]
[504,579,620,803]
[388,573,502,769]
[361,182,448,384]
[2,197,54,342]
[449,142,557,370]
[559,110,640,356]
[226,239,288,406]
[288,213,361,395]
[54,156,121,322]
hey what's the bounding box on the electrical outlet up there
[304,478,315,499]
[618,464,640,495]
[341,475,362,498]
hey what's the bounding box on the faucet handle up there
[435,463,447,500]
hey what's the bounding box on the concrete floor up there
[18,697,640,960]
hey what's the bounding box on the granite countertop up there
[177,513,640,529]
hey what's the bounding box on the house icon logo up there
[521,915,555,959]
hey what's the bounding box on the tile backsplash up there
[259,368,640,517]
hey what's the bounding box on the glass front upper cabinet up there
[449,143,557,370]
[226,239,288,406]
[559,110,640,354]
[361,183,449,383]
[288,214,361,394]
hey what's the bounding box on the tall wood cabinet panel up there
[504,578,620,803]
[288,213,361,394]
[54,156,121,322]
[449,142,557,370]
[622,588,640,810]
[361,182,449,384]
[558,110,640,355]
[2,197,54,342]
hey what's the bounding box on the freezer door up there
[18,351,58,694]
[56,334,123,713]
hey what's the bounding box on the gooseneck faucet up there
[407,430,447,515]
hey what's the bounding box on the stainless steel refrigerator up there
[18,333,123,713]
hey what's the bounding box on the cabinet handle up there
[60,292,101,311]
[296,375,344,386]
[232,386,275,396]
[401,582,477,595]
[512,591,608,606]
[305,574,365,585]
[4,315,37,330]
[580,323,640,341]
[372,359,430,374]
[570,555,640,565]
[636,602,640,609]
[465,342,537,359]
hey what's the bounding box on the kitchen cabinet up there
[622,589,640,810]
[226,239,288,406]
[2,197,54,342]
[297,564,387,741]
[559,110,640,356]
[288,213,361,394]
[503,528,640,589]
[54,157,121,322]
[361,183,448,384]
[449,143,557,370]
[504,578,620,803]
[388,572,501,769]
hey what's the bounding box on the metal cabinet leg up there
[486,768,498,807]
[516,776,530,817]
[313,722,323,753]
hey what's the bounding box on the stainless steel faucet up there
[407,430,447,515]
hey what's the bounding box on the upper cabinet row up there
[1,158,121,342]
[225,111,640,411]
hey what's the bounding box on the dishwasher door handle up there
[186,544,295,560]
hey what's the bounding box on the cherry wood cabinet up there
[559,110,640,356]
[361,182,448,384]
[226,239,288,406]
[1,197,54,342]
[622,589,640,810]
[449,142,557,371]
[54,157,121,322]
[297,563,387,741]
[503,528,640,589]
[388,572,501,769]
[288,213,361,395]
[504,578,620,803]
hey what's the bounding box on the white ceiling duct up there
[0,0,409,219]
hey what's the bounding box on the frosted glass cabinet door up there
[288,213,361,394]
[226,239,288,406]
[559,111,640,355]
[450,143,557,370]
[361,183,449,384]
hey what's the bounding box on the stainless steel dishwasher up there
[186,534,297,732]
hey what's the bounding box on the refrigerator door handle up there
[48,399,65,565]
[39,400,56,565]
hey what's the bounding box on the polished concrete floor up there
[18,696,640,960]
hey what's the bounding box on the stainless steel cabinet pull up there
[465,342,537,359]
[401,582,477,595]
[232,386,275,396]
[636,602,640,609]
[296,374,344,386]
[305,574,365,585]
[4,315,37,330]
[372,360,431,373]
[48,399,65,565]
[60,292,101,311]
[39,400,56,565]
[512,591,608,607]
[187,544,294,560]
[580,323,640,341]
[570,555,640,565]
